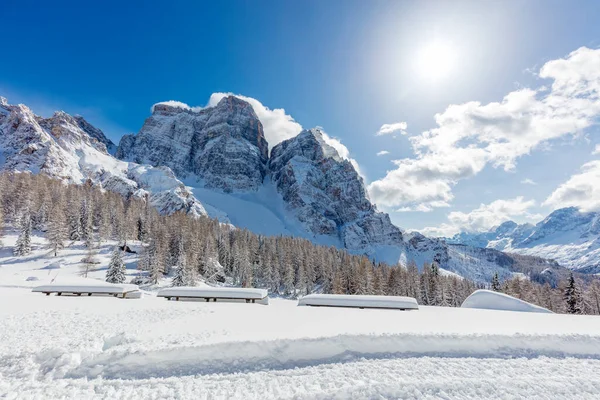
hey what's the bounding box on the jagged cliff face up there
[117,96,269,192]
[0,97,206,216]
[269,128,403,252]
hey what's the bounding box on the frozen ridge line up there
[55,332,600,379]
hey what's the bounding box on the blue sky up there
[3,0,600,235]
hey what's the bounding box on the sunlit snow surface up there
[2,234,600,399]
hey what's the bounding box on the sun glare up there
[416,40,457,81]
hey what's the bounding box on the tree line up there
[1,172,598,315]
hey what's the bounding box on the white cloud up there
[316,128,363,178]
[521,178,537,185]
[207,93,302,151]
[377,150,390,156]
[368,47,600,211]
[420,197,542,237]
[151,100,195,113]
[376,122,408,136]
[593,144,600,155]
[544,160,600,212]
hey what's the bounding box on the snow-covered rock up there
[117,96,269,192]
[269,128,403,254]
[448,207,600,273]
[461,289,553,313]
[0,98,206,216]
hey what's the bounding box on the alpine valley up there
[0,95,587,283]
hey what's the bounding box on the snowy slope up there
[0,98,206,217]
[448,207,600,273]
[2,230,599,399]
[2,288,600,399]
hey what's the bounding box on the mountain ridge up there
[0,94,581,283]
[447,207,600,273]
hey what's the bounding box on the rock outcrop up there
[117,96,268,192]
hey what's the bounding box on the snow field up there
[2,288,600,399]
[2,233,600,399]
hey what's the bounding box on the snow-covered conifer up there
[47,207,67,257]
[491,272,501,292]
[106,247,126,284]
[14,210,32,256]
[563,273,582,314]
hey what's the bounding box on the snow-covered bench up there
[297,294,419,310]
[32,283,142,299]
[157,287,269,305]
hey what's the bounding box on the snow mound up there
[40,262,63,270]
[461,290,553,314]
[298,294,418,310]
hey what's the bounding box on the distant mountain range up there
[447,207,600,274]
[0,95,586,283]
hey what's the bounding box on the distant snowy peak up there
[0,98,206,217]
[448,207,600,272]
[117,95,269,192]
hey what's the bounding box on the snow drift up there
[461,290,553,314]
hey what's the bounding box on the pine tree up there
[491,272,501,292]
[171,247,188,287]
[0,205,4,247]
[47,207,67,257]
[14,210,32,256]
[148,239,163,284]
[106,247,126,284]
[563,273,582,314]
[81,237,100,278]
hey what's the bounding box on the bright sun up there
[416,41,456,81]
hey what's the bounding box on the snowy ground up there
[2,234,600,399]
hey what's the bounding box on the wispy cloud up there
[420,197,542,237]
[520,178,537,185]
[376,122,407,136]
[376,150,390,156]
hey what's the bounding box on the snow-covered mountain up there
[0,97,206,216]
[269,128,403,253]
[447,207,600,273]
[0,94,576,283]
[112,95,572,283]
[117,97,269,192]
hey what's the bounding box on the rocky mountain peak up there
[117,95,268,192]
[269,127,402,254]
